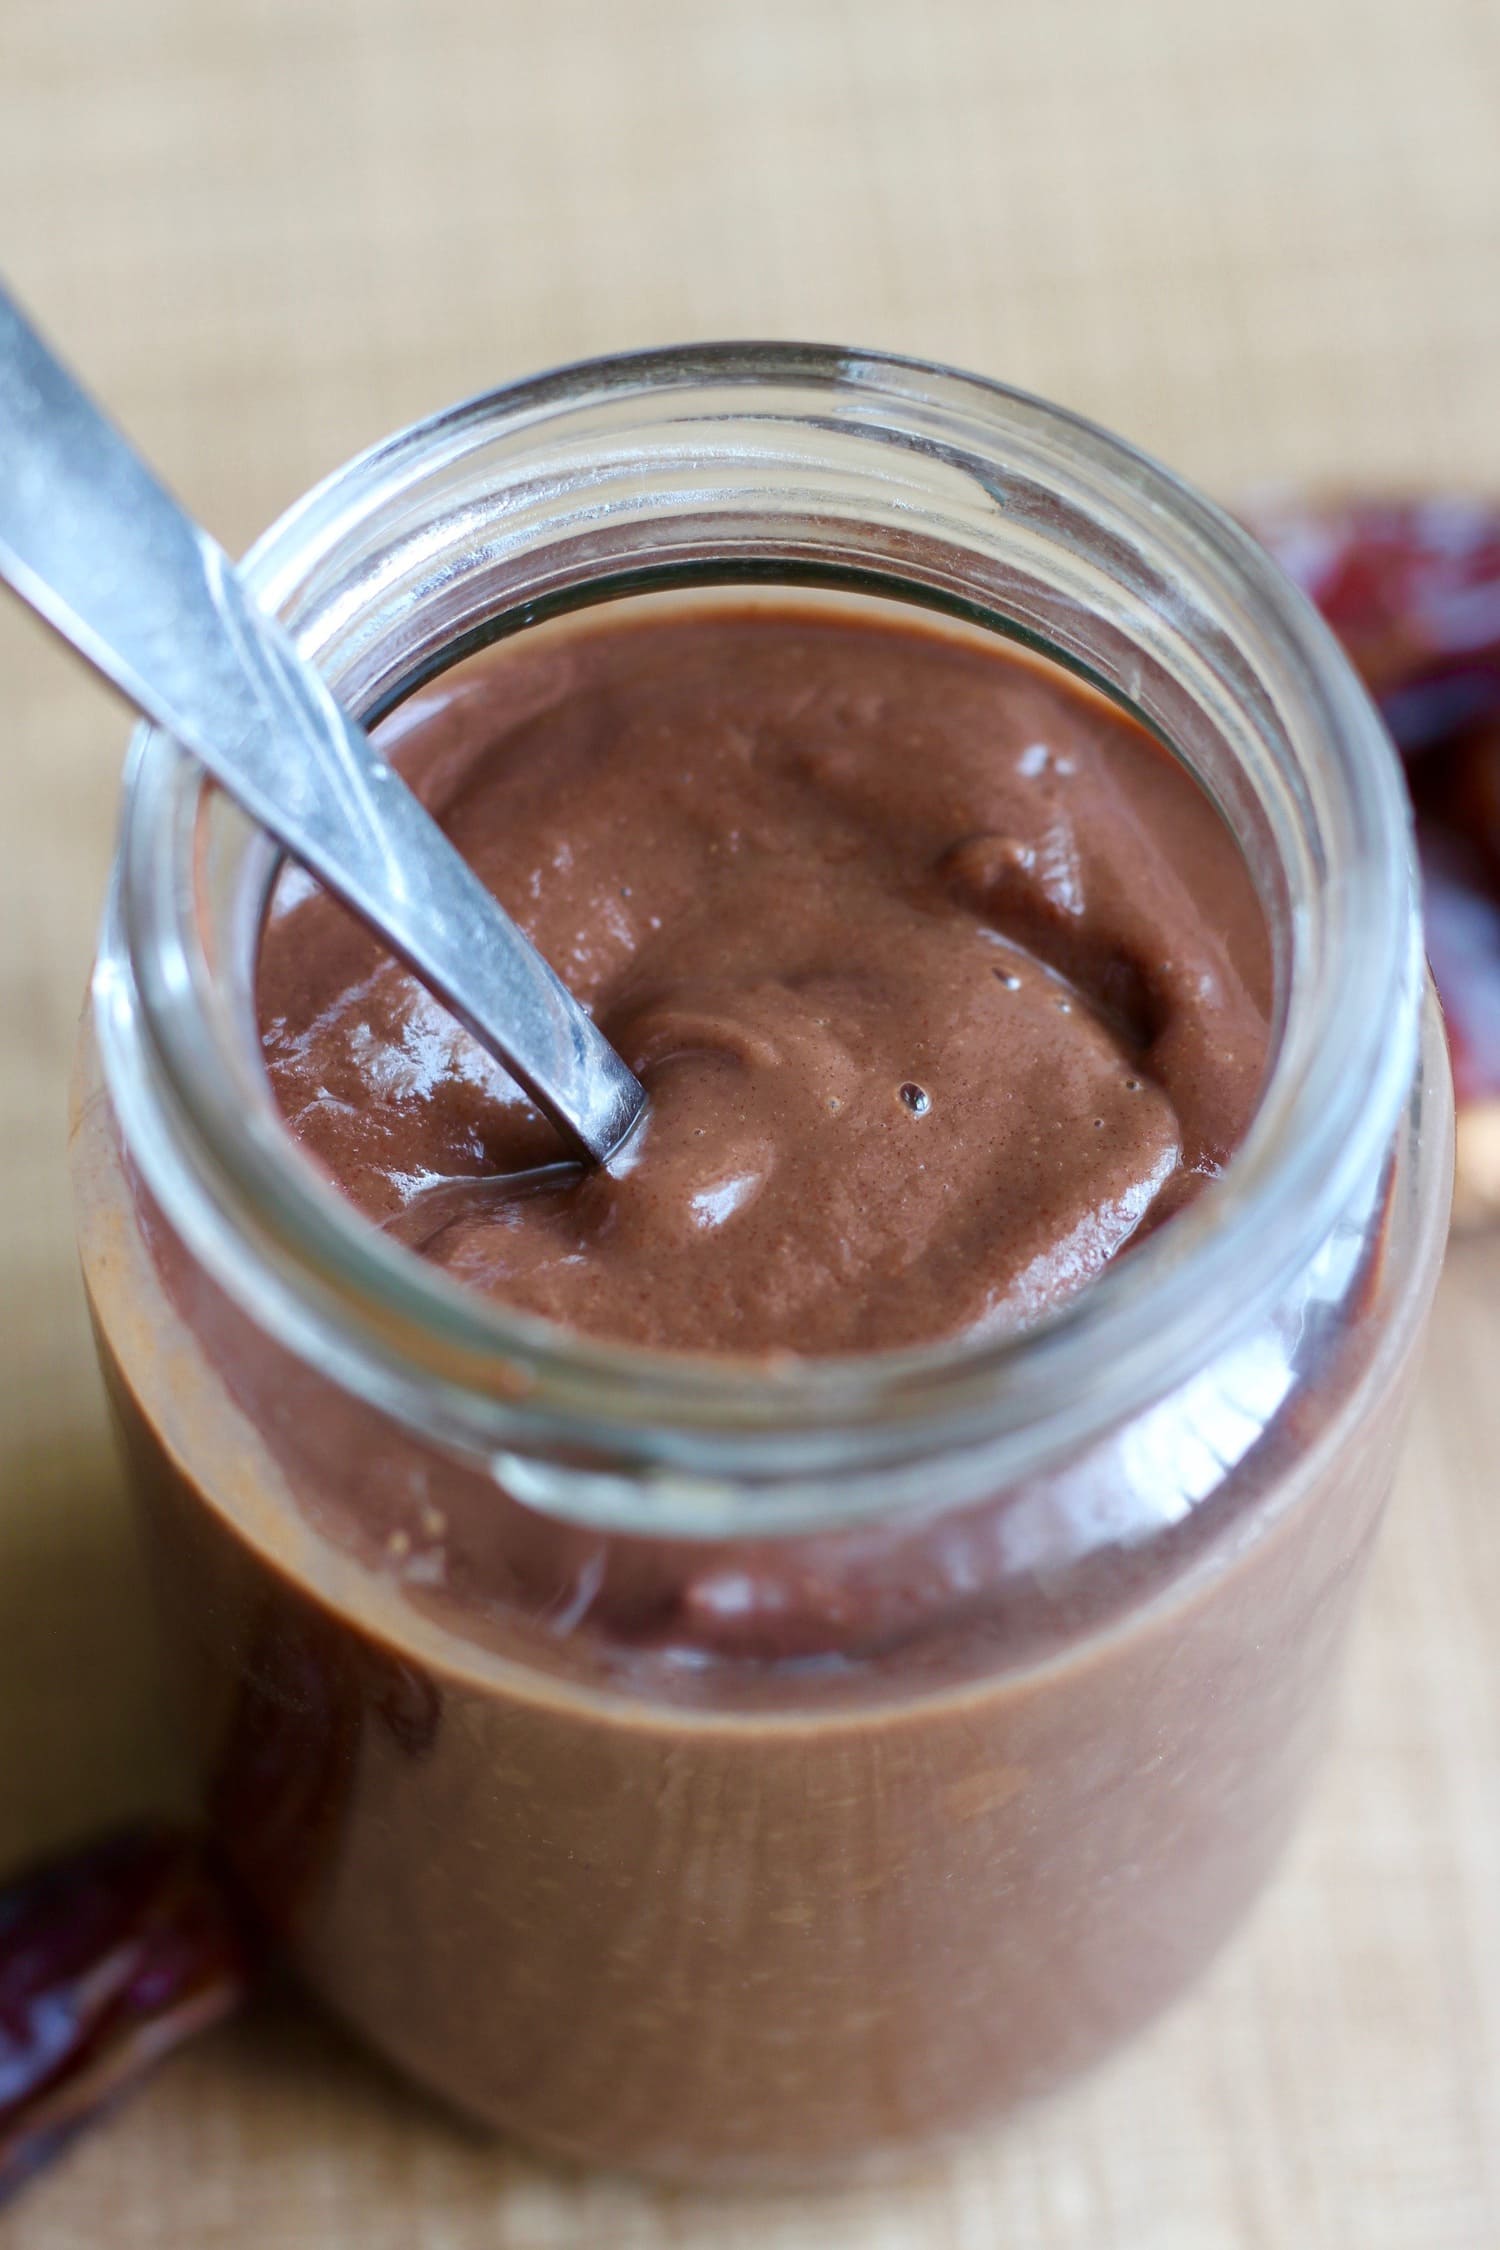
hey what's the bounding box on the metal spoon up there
[0,283,646,1165]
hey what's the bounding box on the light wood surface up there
[3,3,1499,2243]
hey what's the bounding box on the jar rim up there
[93,341,1423,1531]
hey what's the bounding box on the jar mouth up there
[94,342,1421,1527]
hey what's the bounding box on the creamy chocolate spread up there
[75,597,1434,2182]
[256,604,1270,1354]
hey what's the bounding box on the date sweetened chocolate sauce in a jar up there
[73,349,1451,2183]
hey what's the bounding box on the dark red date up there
[1249,494,1500,713]
[0,1824,248,2201]
[1251,495,1500,1207]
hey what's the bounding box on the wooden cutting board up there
[2,2,1498,2242]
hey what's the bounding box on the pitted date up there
[1249,494,1500,708]
[0,1824,248,2201]
[1250,495,1500,1218]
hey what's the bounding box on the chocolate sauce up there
[257,606,1270,1355]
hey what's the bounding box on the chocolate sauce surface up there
[257,603,1270,1354]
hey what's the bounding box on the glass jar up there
[71,345,1451,2184]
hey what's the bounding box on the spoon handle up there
[0,284,644,1163]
